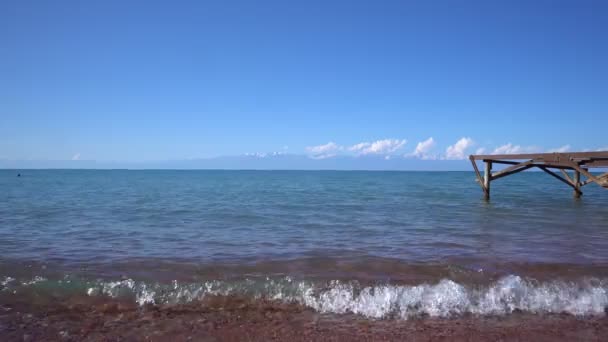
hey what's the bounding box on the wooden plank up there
[539,163,575,169]
[470,151,608,163]
[571,157,608,162]
[582,160,608,167]
[475,154,558,162]
[483,160,521,165]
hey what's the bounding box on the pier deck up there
[469,151,608,199]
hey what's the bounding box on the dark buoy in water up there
[17,173,21,177]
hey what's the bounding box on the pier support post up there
[574,170,582,198]
[484,161,492,200]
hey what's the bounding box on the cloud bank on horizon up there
[2,139,607,170]
[3,138,605,168]
[298,137,597,162]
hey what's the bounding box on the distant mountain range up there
[0,154,471,171]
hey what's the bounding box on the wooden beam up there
[482,160,521,165]
[563,161,604,188]
[490,160,534,180]
[559,169,574,184]
[469,156,487,193]
[601,174,608,188]
[491,165,534,181]
[538,166,577,190]
[582,172,608,186]
[538,163,577,170]
[582,160,608,167]
[573,170,582,198]
[484,161,492,200]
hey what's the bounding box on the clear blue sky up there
[1,0,607,165]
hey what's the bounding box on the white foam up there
[1,276,16,287]
[21,276,47,286]
[86,278,156,305]
[82,275,608,318]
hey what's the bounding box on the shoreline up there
[2,296,607,341]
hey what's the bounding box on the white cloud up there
[71,153,81,161]
[492,143,521,155]
[445,137,474,160]
[349,142,370,152]
[548,144,571,153]
[306,142,340,154]
[306,142,342,159]
[597,147,608,151]
[244,152,267,158]
[412,137,436,159]
[309,153,337,160]
[475,147,486,155]
[244,151,286,158]
[491,143,541,155]
[349,139,406,155]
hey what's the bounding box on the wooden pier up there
[469,151,608,199]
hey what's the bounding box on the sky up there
[1,0,607,168]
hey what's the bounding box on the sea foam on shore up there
[3,275,607,319]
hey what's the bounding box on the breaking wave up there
[3,275,607,318]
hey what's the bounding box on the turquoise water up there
[1,169,608,317]
[2,169,607,265]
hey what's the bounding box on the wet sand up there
[2,295,607,342]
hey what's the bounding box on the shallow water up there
[1,169,607,318]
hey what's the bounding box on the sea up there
[1,169,608,319]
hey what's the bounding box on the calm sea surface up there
[1,169,608,317]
